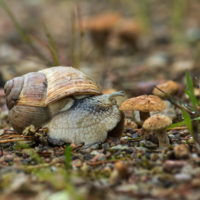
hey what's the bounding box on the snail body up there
[4,66,124,145]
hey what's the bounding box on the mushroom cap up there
[153,80,178,98]
[115,19,141,38]
[119,95,166,112]
[84,13,121,32]
[143,114,172,131]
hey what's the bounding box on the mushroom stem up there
[108,91,125,100]
[155,129,169,148]
[139,111,150,124]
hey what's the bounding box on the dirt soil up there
[1,0,200,200]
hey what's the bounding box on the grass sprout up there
[0,0,51,64]
[43,23,60,66]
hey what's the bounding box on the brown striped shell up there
[39,66,102,106]
[4,66,102,133]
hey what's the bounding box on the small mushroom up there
[153,80,179,100]
[114,19,141,51]
[119,95,166,124]
[84,13,121,51]
[142,114,172,148]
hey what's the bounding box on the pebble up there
[126,133,132,137]
[172,60,194,74]
[92,153,106,162]
[187,138,195,144]
[163,160,187,173]
[145,52,169,68]
[105,151,111,158]
[83,155,94,161]
[186,27,200,44]
[0,129,4,136]
[96,154,106,161]
[150,153,159,161]
[174,144,190,159]
[102,142,109,149]
[71,159,82,166]
[126,148,133,154]
[21,158,31,164]
[135,147,147,153]
[111,145,129,151]
[4,158,13,163]
[175,173,192,182]
[81,163,91,173]
[103,166,111,174]
[140,140,158,148]
[14,157,22,163]
[131,132,138,138]
[91,150,100,155]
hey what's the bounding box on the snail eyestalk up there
[108,91,125,100]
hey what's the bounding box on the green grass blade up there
[167,117,200,129]
[43,23,60,66]
[167,121,186,129]
[0,0,29,43]
[0,0,50,64]
[186,71,200,107]
[182,108,194,136]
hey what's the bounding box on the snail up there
[4,66,125,145]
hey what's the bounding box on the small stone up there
[126,148,133,154]
[5,158,13,163]
[71,159,82,166]
[103,166,111,174]
[14,157,22,163]
[102,142,109,149]
[81,163,91,173]
[150,153,159,161]
[111,145,129,151]
[146,52,169,68]
[175,173,192,182]
[126,133,132,137]
[83,155,94,161]
[172,60,194,74]
[22,158,31,164]
[90,150,100,155]
[96,154,106,161]
[187,138,195,144]
[70,143,77,148]
[135,147,147,153]
[174,144,190,159]
[110,142,116,147]
[140,140,158,148]
[131,132,138,138]
[163,160,187,173]
[105,151,111,158]
[0,129,4,136]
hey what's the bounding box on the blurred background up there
[0,0,199,97]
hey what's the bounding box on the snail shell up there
[4,66,102,133]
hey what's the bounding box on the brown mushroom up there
[153,80,179,99]
[142,114,172,148]
[84,13,121,51]
[119,95,166,124]
[114,19,141,51]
